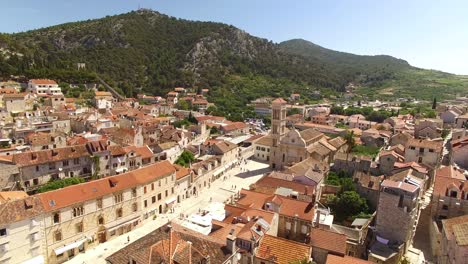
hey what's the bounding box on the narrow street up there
[405,131,452,263]
[66,160,270,263]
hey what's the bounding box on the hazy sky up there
[1,0,467,74]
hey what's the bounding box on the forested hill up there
[1,9,411,95]
[279,39,411,86]
[1,9,466,117]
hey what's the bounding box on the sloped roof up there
[326,255,373,264]
[12,145,89,167]
[272,98,287,104]
[309,228,347,255]
[256,235,311,263]
[0,196,45,225]
[37,161,175,212]
[29,79,57,85]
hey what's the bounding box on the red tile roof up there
[433,165,468,198]
[257,235,311,263]
[326,255,373,264]
[12,145,89,167]
[272,98,287,104]
[37,161,175,212]
[29,79,57,85]
[237,189,315,220]
[309,228,347,255]
[123,145,154,160]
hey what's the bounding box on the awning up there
[115,167,127,173]
[105,215,140,233]
[54,238,87,255]
[22,255,44,264]
[165,197,177,204]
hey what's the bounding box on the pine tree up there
[432,97,437,109]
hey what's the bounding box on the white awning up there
[105,215,140,233]
[165,197,177,204]
[115,167,127,173]
[54,238,87,255]
[22,255,44,264]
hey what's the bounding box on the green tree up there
[37,178,85,193]
[210,126,219,135]
[92,156,101,180]
[432,97,437,109]
[176,100,190,110]
[287,108,302,116]
[332,191,369,222]
[175,151,195,167]
[442,128,450,139]
[344,130,355,155]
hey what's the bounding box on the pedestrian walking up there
[127,236,130,243]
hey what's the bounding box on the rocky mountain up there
[0,9,409,94]
[1,9,466,117]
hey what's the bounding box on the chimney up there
[226,234,237,255]
[315,211,321,227]
[187,241,192,264]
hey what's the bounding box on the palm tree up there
[344,130,355,158]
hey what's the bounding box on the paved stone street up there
[66,159,270,264]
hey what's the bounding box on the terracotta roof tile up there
[257,235,311,263]
[309,228,347,255]
[326,255,373,264]
[0,196,44,224]
[37,161,175,212]
[12,145,89,167]
[29,79,57,85]
[237,189,315,220]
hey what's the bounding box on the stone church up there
[269,98,342,170]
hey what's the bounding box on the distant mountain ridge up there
[0,9,467,116]
[0,10,411,92]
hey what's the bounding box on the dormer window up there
[450,190,458,198]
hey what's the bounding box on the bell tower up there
[270,98,287,169]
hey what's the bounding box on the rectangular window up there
[286,222,291,230]
[152,196,156,203]
[53,213,60,224]
[165,190,168,197]
[49,162,56,170]
[116,208,123,218]
[72,206,84,217]
[158,193,162,201]
[74,158,80,165]
[151,183,154,191]
[55,231,62,241]
[0,229,6,236]
[171,187,174,194]
[96,198,103,209]
[62,160,69,166]
[132,188,137,198]
[132,203,138,212]
[144,200,148,208]
[158,180,161,187]
[114,193,123,203]
[144,186,147,194]
[76,222,83,233]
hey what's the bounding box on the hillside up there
[280,39,468,100]
[279,39,411,86]
[0,9,467,117]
